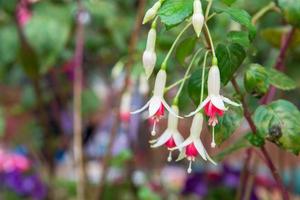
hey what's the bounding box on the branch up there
[231,78,289,200]
[96,0,146,199]
[73,1,86,199]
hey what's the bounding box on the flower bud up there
[153,70,166,97]
[167,105,179,130]
[143,28,157,79]
[143,1,161,24]
[192,0,204,37]
[190,113,203,138]
[207,65,221,96]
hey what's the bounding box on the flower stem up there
[173,48,203,105]
[203,23,216,57]
[164,75,191,93]
[251,2,278,25]
[205,0,213,20]
[200,50,209,103]
[161,22,192,70]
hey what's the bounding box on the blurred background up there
[0,0,299,199]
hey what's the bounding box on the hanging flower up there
[143,1,162,24]
[120,91,132,122]
[150,105,184,162]
[192,0,204,37]
[131,70,182,136]
[172,113,216,173]
[187,65,240,126]
[143,27,157,79]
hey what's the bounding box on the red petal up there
[185,143,198,157]
[165,137,177,148]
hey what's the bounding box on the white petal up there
[221,96,241,107]
[205,151,217,165]
[153,70,166,97]
[143,51,156,79]
[167,105,179,129]
[186,97,210,117]
[194,139,207,161]
[192,13,204,37]
[190,113,203,138]
[148,96,161,117]
[173,131,184,151]
[208,66,221,96]
[161,98,183,119]
[176,149,186,161]
[151,130,172,148]
[130,100,150,115]
[171,137,193,151]
[211,95,226,110]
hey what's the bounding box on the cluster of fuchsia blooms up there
[128,0,241,173]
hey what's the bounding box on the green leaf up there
[158,0,193,28]
[227,31,250,48]
[175,37,197,65]
[187,68,209,106]
[253,100,300,155]
[218,7,256,40]
[246,134,265,147]
[214,107,243,145]
[0,25,19,66]
[278,0,300,28]
[219,0,237,6]
[261,27,300,48]
[24,2,72,73]
[266,68,297,91]
[244,64,270,97]
[110,149,132,167]
[216,43,246,85]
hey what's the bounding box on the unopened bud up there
[192,0,204,37]
[143,1,161,24]
[143,28,157,79]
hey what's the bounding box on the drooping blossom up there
[172,113,216,173]
[142,0,162,24]
[143,27,157,79]
[150,105,184,161]
[16,0,32,26]
[186,65,240,146]
[131,70,181,136]
[192,0,204,37]
[120,91,132,122]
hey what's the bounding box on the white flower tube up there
[143,27,157,79]
[192,0,204,37]
[131,70,182,135]
[143,1,161,24]
[172,113,216,173]
[120,91,131,122]
[151,105,184,161]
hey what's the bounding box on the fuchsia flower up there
[150,105,184,162]
[0,150,30,172]
[131,70,182,135]
[143,27,157,79]
[192,0,204,37]
[187,65,240,126]
[142,1,162,24]
[120,91,132,122]
[16,0,32,27]
[172,113,216,173]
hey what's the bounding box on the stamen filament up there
[167,151,172,162]
[151,121,157,136]
[187,159,193,174]
[211,126,216,148]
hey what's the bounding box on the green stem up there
[251,2,277,25]
[200,51,209,103]
[173,48,203,105]
[203,23,216,57]
[164,75,191,93]
[205,0,213,20]
[161,22,192,70]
